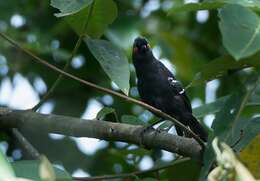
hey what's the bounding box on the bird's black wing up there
[157,61,192,113]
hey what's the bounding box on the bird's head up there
[132,37,153,61]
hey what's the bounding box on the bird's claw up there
[139,125,160,147]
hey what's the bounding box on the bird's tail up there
[189,115,208,142]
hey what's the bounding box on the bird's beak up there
[140,44,150,53]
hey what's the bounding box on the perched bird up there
[132,37,208,142]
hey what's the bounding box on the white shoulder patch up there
[168,77,178,84]
[179,89,185,94]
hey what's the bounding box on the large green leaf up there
[85,37,130,95]
[66,0,117,37]
[12,160,72,181]
[219,4,260,60]
[188,55,260,87]
[193,95,259,118]
[199,75,260,181]
[50,0,93,17]
[0,150,15,180]
[160,159,201,181]
[233,117,260,151]
[168,0,260,14]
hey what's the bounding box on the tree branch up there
[11,128,40,159]
[0,32,205,147]
[73,157,190,180]
[0,108,202,160]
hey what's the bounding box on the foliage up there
[0,0,259,180]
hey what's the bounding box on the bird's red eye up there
[134,47,138,53]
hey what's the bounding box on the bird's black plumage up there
[132,37,208,142]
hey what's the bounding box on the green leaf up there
[85,37,130,95]
[199,75,260,181]
[219,4,260,60]
[193,96,229,118]
[233,117,260,151]
[0,150,15,180]
[168,0,260,14]
[50,0,93,17]
[96,107,115,120]
[160,158,200,181]
[121,115,145,125]
[66,0,117,38]
[188,55,260,87]
[12,160,72,181]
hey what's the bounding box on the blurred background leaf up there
[219,4,260,60]
[50,0,93,17]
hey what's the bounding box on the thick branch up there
[0,108,202,159]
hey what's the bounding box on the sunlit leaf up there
[208,138,256,181]
[219,4,260,60]
[50,0,93,17]
[12,159,72,181]
[240,135,260,178]
[85,37,130,95]
[66,0,117,37]
[39,156,56,181]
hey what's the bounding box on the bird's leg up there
[175,125,184,136]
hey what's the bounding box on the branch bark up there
[0,108,202,159]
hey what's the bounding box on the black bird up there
[132,37,208,142]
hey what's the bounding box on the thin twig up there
[73,158,190,180]
[12,128,40,159]
[0,31,205,147]
[32,2,95,111]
